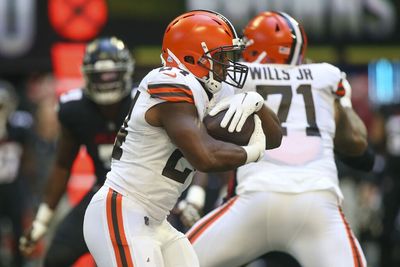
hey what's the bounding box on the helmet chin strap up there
[200,42,221,94]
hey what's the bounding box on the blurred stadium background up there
[0,0,399,267]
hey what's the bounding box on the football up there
[203,109,255,146]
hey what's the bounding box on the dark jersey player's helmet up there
[82,37,134,105]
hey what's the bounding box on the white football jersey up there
[236,62,344,201]
[105,66,233,221]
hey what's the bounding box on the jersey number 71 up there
[256,84,321,137]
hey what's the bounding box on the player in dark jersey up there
[19,36,136,267]
[0,80,33,267]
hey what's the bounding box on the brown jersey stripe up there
[148,89,193,99]
[148,88,193,97]
[155,96,194,104]
[148,83,193,94]
[148,89,193,98]
[148,84,194,103]
[106,189,134,267]
[339,207,364,267]
[187,196,238,244]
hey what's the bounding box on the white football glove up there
[177,185,205,228]
[19,203,54,255]
[209,92,264,133]
[177,200,202,228]
[241,115,266,164]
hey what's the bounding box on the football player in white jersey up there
[187,11,370,267]
[82,10,282,267]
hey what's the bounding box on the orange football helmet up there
[242,11,307,65]
[161,10,248,93]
